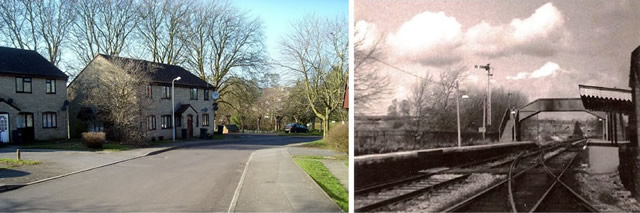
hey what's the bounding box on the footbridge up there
[499,86,632,143]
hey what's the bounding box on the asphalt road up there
[0,135,319,212]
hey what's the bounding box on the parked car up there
[284,123,308,133]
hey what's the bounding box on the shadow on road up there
[0,169,30,178]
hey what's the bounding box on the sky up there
[235,0,348,81]
[355,0,640,115]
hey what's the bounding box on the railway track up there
[445,140,597,212]
[354,142,572,212]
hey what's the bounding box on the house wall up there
[144,85,215,140]
[68,56,216,141]
[0,75,68,142]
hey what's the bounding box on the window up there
[16,113,33,128]
[161,115,172,129]
[204,89,209,100]
[202,114,209,126]
[146,85,153,98]
[190,88,198,100]
[147,115,156,130]
[162,86,171,99]
[42,112,57,128]
[46,79,56,94]
[175,115,182,127]
[15,77,32,93]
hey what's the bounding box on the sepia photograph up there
[0,0,348,212]
[354,0,640,212]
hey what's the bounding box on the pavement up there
[232,147,342,212]
[0,134,346,212]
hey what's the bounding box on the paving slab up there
[233,148,341,212]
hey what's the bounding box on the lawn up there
[293,155,348,212]
[0,158,40,169]
[21,139,134,152]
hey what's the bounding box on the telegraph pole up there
[475,64,493,140]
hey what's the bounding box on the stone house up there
[0,46,69,143]
[68,54,216,141]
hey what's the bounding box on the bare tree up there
[137,0,190,64]
[278,16,348,137]
[184,1,266,110]
[70,0,140,65]
[0,0,37,49]
[82,58,154,145]
[0,0,75,66]
[354,24,389,114]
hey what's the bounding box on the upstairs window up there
[16,77,32,93]
[146,85,153,98]
[42,112,57,128]
[46,79,56,94]
[190,88,198,100]
[204,89,209,100]
[162,86,170,99]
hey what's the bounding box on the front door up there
[0,114,8,143]
[187,114,193,137]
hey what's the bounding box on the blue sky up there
[234,0,348,68]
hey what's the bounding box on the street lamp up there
[172,76,181,141]
[456,81,469,147]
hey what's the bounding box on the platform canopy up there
[578,84,633,113]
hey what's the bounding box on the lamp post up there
[456,80,469,147]
[172,76,181,141]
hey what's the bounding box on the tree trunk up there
[323,107,330,138]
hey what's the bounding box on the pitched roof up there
[99,54,213,89]
[0,46,68,79]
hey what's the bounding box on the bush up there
[82,132,105,149]
[326,124,348,153]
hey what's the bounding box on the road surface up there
[0,135,319,212]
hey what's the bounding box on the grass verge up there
[293,156,348,212]
[278,131,323,136]
[0,158,41,169]
[297,139,329,149]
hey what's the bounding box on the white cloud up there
[507,62,564,80]
[387,11,463,65]
[464,2,569,57]
[354,20,380,51]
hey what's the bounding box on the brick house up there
[68,54,216,140]
[0,46,69,143]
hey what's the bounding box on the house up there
[0,46,69,143]
[67,54,216,141]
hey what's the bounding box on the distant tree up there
[278,15,347,137]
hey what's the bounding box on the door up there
[0,114,8,143]
[187,114,193,137]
